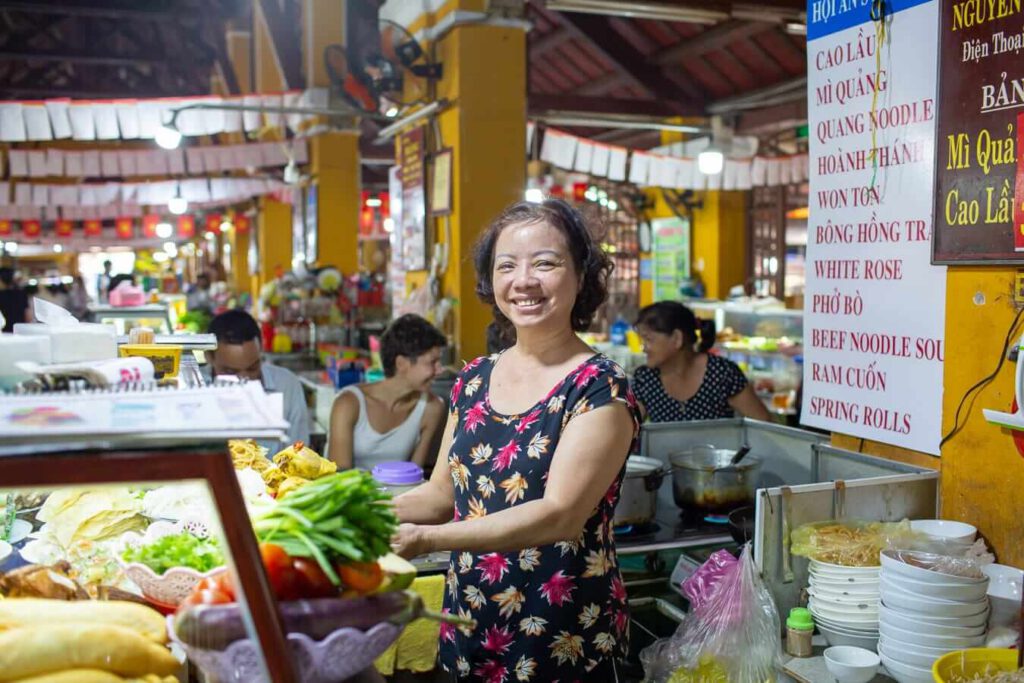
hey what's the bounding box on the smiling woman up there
[390,200,640,681]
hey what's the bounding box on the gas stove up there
[614,511,734,555]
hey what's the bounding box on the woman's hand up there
[391,523,432,559]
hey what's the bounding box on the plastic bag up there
[640,545,782,683]
[681,549,738,611]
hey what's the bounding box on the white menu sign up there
[802,0,947,454]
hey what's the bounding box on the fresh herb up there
[251,471,397,585]
[122,532,223,574]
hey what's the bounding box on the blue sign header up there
[807,0,932,41]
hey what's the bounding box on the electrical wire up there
[939,303,1024,448]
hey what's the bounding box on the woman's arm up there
[392,410,457,525]
[409,395,446,468]
[392,402,635,557]
[327,392,358,470]
[728,384,771,421]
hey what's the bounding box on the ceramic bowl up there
[879,609,985,638]
[122,562,226,607]
[878,604,988,630]
[809,599,879,624]
[818,623,880,651]
[811,560,882,577]
[880,550,987,585]
[880,652,936,683]
[876,640,946,670]
[880,585,989,618]
[982,564,1023,629]
[812,611,880,635]
[880,572,989,603]
[909,520,977,544]
[879,621,986,650]
[824,646,880,683]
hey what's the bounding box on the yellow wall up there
[257,198,292,281]
[303,0,343,89]
[692,191,747,300]
[310,132,360,275]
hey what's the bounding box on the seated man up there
[207,310,310,449]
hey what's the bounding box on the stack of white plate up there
[877,550,989,683]
[807,559,881,651]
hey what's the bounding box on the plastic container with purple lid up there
[371,461,425,498]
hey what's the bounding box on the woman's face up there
[492,220,579,334]
[636,324,683,368]
[396,346,444,391]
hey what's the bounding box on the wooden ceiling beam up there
[574,72,632,96]
[528,28,574,60]
[547,9,703,113]
[528,93,696,118]
[653,20,765,65]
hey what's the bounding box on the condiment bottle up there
[786,607,814,657]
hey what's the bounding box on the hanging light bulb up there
[155,123,182,150]
[168,195,188,215]
[698,147,724,175]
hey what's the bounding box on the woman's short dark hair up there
[380,314,447,377]
[635,301,716,353]
[473,199,612,334]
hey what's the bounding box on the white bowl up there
[878,604,989,630]
[818,623,880,651]
[808,587,880,607]
[880,652,939,683]
[876,640,946,670]
[813,612,880,635]
[880,572,989,602]
[982,563,1023,629]
[878,621,986,650]
[880,550,987,585]
[811,576,882,594]
[0,540,11,563]
[824,646,880,683]
[877,634,960,659]
[910,520,977,544]
[809,599,879,623]
[811,560,882,576]
[811,567,882,582]
[880,585,989,618]
[878,609,986,638]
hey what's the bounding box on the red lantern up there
[84,219,102,237]
[0,219,12,237]
[178,215,196,238]
[55,219,74,238]
[378,192,390,217]
[549,184,565,199]
[21,220,41,238]
[572,182,587,203]
[115,217,134,239]
[205,213,222,234]
[235,215,250,234]
[142,214,160,238]
[359,207,375,236]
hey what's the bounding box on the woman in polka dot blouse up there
[632,301,771,423]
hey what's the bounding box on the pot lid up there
[669,446,761,471]
[625,456,662,477]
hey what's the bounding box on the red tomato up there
[259,543,301,600]
[292,558,338,599]
[336,562,383,595]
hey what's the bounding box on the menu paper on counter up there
[803,0,947,455]
[933,0,1024,262]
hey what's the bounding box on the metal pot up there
[614,456,665,526]
[669,445,762,515]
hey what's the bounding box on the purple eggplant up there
[173,590,474,651]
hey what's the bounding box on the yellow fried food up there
[276,476,311,499]
[0,624,179,680]
[261,466,287,494]
[273,440,336,479]
[228,439,269,473]
[0,599,166,644]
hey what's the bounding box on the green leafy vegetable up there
[122,532,223,574]
[251,471,398,585]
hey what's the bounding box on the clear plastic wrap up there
[681,549,737,611]
[791,519,995,568]
[641,545,782,683]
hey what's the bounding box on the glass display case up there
[91,304,173,335]
[687,299,803,416]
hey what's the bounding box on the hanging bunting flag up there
[142,213,160,238]
[21,219,41,238]
[115,216,134,239]
[234,215,250,234]
[84,219,102,236]
[55,219,74,238]
[0,219,11,236]
[178,215,196,238]
[204,213,222,234]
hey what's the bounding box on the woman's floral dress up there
[438,353,640,682]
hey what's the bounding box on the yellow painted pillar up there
[253,1,286,93]
[692,191,747,300]
[432,21,527,361]
[310,132,360,275]
[257,198,292,283]
[230,228,251,295]
[303,0,343,89]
